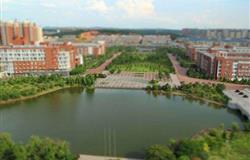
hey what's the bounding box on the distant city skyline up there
[1,0,250,29]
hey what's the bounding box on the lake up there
[0,88,243,158]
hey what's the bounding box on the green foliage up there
[84,46,125,69]
[187,65,208,79]
[0,133,77,160]
[166,47,193,68]
[146,124,250,160]
[146,145,176,160]
[26,136,76,160]
[161,84,172,92]
[174,139,208,160]
[0,75,96,101]
[232,122,241,132]
[70,65,86,75]
[108,47,174,76]
[177,83,229,104]
[243,121,250,132]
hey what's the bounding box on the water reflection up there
[0,88,245,157]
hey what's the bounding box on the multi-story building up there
[196,51,216,77]
[0,43,81,75]
[73,41,106,57]
[0,20,43,45]
[196,46,250,80]
[187,44,211,61]
[182,29,250,40]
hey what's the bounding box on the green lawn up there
[84,46,134,69]
[109,63,171,73]
[107,47,175,76]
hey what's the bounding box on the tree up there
[0,133,27,160]
[174,139,208,160]
[244,121,250,132]
[146,145,176,160]
[26,136,77,160]
[70,65,86,75]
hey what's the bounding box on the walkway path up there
[87,53,121,74]
[168,54,249,90]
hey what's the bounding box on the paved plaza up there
[95,72,158,89]
[224,89,250,120]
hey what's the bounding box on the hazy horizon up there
[1,0,250,29]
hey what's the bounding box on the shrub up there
[174,139,208,160]
[26,136,77,160]
[0,134,77,160]
[232,123,241,132]
[70,65,86,75]
[146,145,176,160]
[243,122,250,132]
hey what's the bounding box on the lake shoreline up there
[146,90,225,106]
[0,86,225,106]
[0,85,79,105]
[172,91,225,106]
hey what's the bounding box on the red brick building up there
[187,44,210,61]
[0,43,81,75]
[195,46,250,80]
[0,21,43,45]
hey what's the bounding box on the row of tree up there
[146,81,229,104]
[0,75,96,101]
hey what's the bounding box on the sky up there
[1,0,250,29]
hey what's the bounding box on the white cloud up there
[85,0,110,14]
[116,0,155,18]
[40,2,56,8]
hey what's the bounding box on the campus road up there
[87,53,121,74]
[168,54,249,90]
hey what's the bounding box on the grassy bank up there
[146,82,229,105]
[0,75,96,105]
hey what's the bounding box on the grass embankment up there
[146,122,250,160]
[0,75,96,104]
[146,82,229,105]
[107,47,174,77]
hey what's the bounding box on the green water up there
[0,88,243,158]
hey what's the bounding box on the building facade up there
[0,43,81,75]
[72,41,106,57]
[0,21,43,45]
[195,46,250,80]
